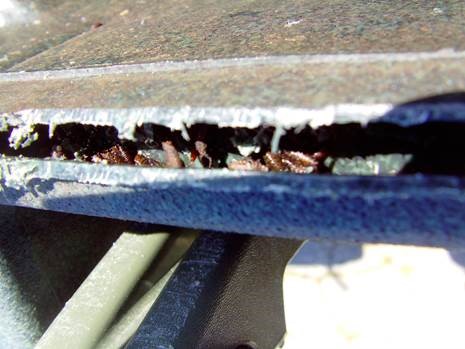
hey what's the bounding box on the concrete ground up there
[283,242,465,349]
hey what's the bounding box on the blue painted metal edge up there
[0,157,464,247]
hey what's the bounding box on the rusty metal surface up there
[3,0,465,72]
[2,0,465,114]
[1,53,465,113]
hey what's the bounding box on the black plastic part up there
[127,232,302,349]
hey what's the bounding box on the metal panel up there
[1,1,465,251]
[1,53,465,115]
[5,1,465,72]
[127,232,301,349]
[0,0,120,71]
[0,158,464,248]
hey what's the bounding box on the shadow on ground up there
[291,240,362,266]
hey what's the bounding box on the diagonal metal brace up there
[127,232,302,349]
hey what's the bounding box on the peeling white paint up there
[8,124,38,149]
[3,102,465,145]
[1,104,393,143]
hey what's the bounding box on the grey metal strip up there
[2,49,465,82]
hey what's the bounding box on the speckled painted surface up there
[1,158,465,248]
[5,0,465,72]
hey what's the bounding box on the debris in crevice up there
[51,123,120,161]
[161,141,184,169]
[270,125,285,152]
[227,158,268,172]
[92,144,134,165]
[330,154,413,175]
[263,151,329,174]
[1,121,465,176]
[0,124,51,158]
[8,124,39,149]
[133,153,161,167]
[193,140,213,169]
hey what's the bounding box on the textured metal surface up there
[2,2,465,137]
[1,158,465,248]
[127,232,301,349]
[1,53,465,116]
[4,1,465,72]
